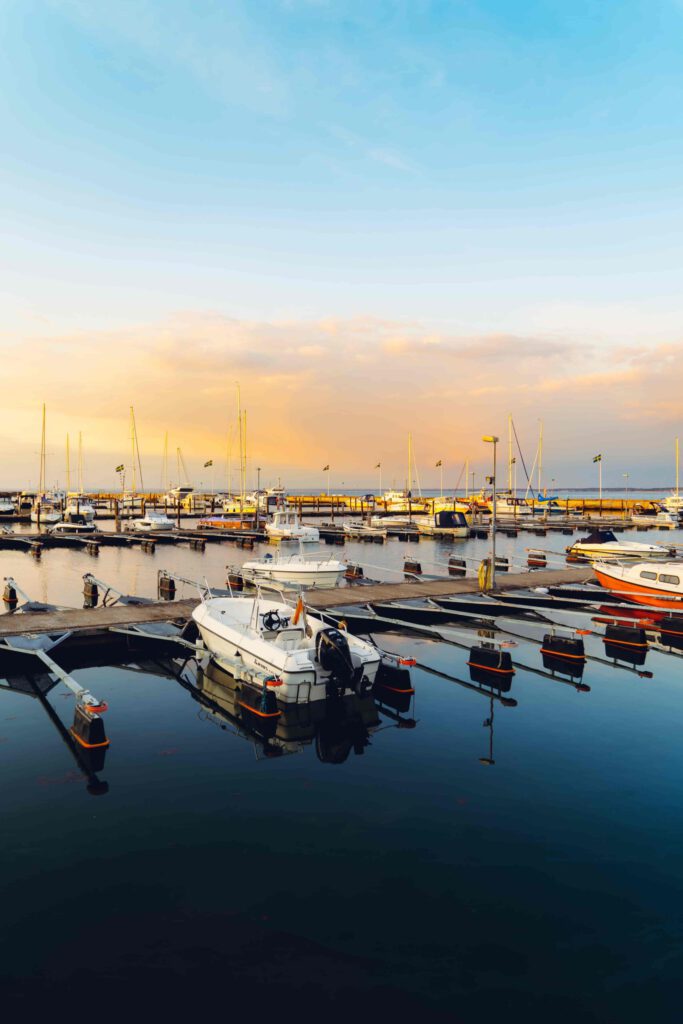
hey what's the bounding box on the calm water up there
[2,524,683,1020]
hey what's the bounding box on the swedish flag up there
[593,454,602,463]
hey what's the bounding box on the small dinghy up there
[193,593,380,702]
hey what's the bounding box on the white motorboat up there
[50,520,96,535]
[65,495,96,522]
[193,594,381,703]
[631,504,679,528]
[343,521,388,539]
[222,494,258,514]
[489,493,535,517]
[163,485,196,509]
[265,510,319,542]
[0,498,14,517]
[593,560,683,609]
[370,514,412,528]
[381,488,427,513]
[662,493,683,516]
[414,510,469,537]
[31,496,62,525]
[132,511,175,532]
[238,550,346,589]
[567,529,671,563]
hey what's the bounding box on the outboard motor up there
[319,622,370,696]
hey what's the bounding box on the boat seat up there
[273,627,306,651]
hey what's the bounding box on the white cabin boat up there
[631,504,679,528]
[239,550,346,589]
[594,560,683,609]
[132,511,175,532]
[381,489,427,513]
[0,499,14,517]
[193,594,380,703]
[30,496,62,525]
[414,510,470,537]
[265,510,319,542]
[222,494,258,515]
[65,495,96,522]
[662,494,683,516]
[163,486,197,510]
[567,529,671,563]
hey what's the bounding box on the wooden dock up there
[0,566,593,640]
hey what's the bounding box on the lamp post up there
[483,435,499,589]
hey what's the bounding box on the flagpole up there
[599,458,602,503]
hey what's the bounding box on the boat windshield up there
[582,530,618,544]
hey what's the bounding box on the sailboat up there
[663,438,683,516]
[120,407,144,510]
[31,405,62,525]
[381,434,428,514]
[163,447,196,510]
[65,433,96,522]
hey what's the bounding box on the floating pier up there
[0,566,594,644]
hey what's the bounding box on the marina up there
[4,4,683,1017]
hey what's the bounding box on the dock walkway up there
[0,566,593,640]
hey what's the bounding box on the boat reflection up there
[191,658,417,762]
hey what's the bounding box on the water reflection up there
[191,658,417,762]
[0,669,108,795]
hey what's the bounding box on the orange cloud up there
[0,313,681,488]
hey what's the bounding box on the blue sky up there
[1,1,683,487]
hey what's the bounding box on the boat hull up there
[594,566,683,609]
[245,568,343,588]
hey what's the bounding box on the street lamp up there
[482,435,499,589]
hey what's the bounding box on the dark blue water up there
[2,534,683,1020]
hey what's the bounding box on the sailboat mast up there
[66,434,71,492]
[130,406,144,492]
[465,458,469,498]
[676,437,679,498]
[227,424,233,496]
[78,432,83,493]
[243,410,247,497]
[130,407,136,493]
[508,413,513,492]
[538,420,543,495]
[407,433,412,494]
[236,383,244,501]
[40,403,46,494]
[162,432,168,491]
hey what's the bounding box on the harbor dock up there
[0,565,593,642]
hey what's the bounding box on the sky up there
[1,0,683,491]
